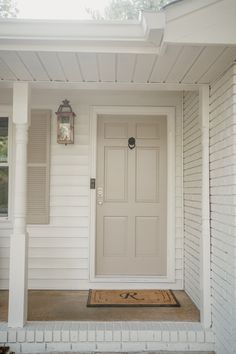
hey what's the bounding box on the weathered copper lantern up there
[56,99,76,145]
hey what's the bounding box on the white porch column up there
[8,82,30,328]
[199,85,211,328]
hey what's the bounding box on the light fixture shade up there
[56,99,76,145]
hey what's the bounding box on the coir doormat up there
[87,289,180,307]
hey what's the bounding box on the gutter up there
[161,0,185,10]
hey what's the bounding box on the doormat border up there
[87,289,180,307]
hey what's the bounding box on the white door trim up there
[199,86,211,328]
[89,106,176,287]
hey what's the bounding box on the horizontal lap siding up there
[0,109,90,290]
[210,65,236,354]
[183,91,201,309]
[0,92,183,289]
[0,227,10,289]
[27,110,90,289]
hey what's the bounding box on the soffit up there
[0,45,235,85]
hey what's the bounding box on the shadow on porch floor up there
[0,290,200,322]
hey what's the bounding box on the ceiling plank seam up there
[75,53,85,82]
[36,53,52,81]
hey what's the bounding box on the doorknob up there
[97,187,103,205]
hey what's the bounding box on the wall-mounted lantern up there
[56,99,76,145]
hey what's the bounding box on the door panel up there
[104,147,128,202]
[135,216,160,257]
[104,122,128,139]
[136,148,159,203]
[96,115,167,277]
[136,122,160,139]
[103,216,127,257]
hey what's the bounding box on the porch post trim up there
[199,85,211,328]
[8,82,30,328]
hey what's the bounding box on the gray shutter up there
[27,110,51,224]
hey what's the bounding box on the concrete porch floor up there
[0,290,199,322]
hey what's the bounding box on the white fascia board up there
[0,12,165,53]
[0,19,143,40]
[0,40,161,54]
[163,0,236,46]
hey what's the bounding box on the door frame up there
[89,106,176,287]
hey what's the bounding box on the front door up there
[96,115,167,277]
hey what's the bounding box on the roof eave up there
[163,0,236,46]
[0,12,165,53]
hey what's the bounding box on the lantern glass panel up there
[57,113,74,144]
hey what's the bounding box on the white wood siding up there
[209,64,236,354]
[0,91,183,290]
[183,91,201,309]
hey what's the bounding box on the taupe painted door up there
[96,115,167,276]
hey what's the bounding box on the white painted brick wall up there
[0,321,215,353]
[183,91,201,309]
[210,64,236,354]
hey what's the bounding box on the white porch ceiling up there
[0,45,235,85]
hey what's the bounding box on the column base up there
[8,232,28,328]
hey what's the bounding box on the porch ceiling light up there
[56,99,76,145]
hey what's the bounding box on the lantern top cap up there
[56,99,76,116]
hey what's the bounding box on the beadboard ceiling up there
[0,45,235,85]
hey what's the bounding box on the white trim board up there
[199,86,211,328]
[0,81,206,91]
[89,106,176,287]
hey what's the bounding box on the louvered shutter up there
[27,110,51,224]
